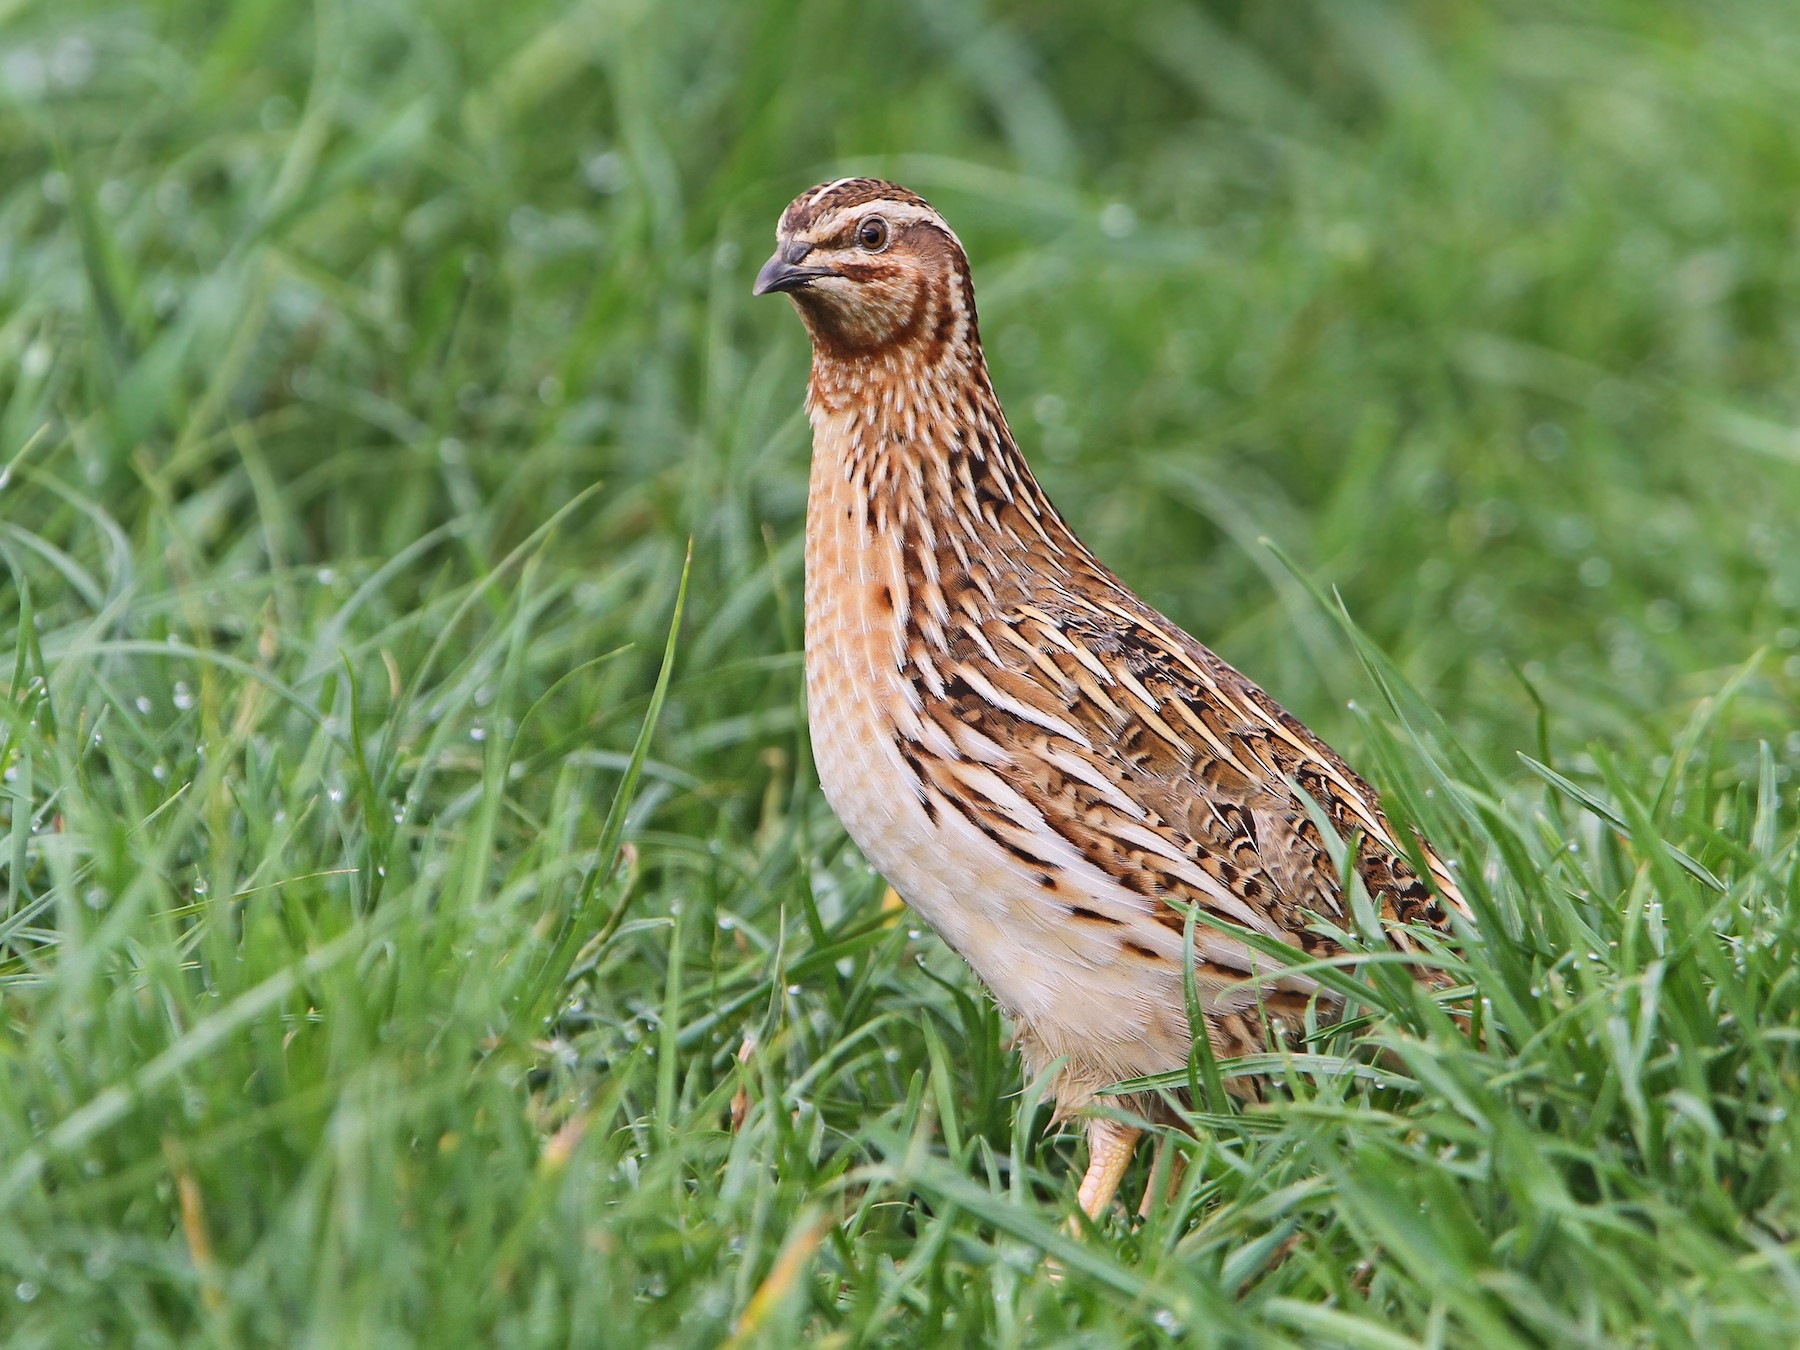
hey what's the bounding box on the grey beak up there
[753,241,833,296]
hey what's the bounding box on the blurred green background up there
[2,0,1799,1345]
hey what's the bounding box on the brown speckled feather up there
[757,178,1470,1219]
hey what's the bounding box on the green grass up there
[2,0,1799,1344]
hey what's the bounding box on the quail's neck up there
[804,335,985,421]
[802,339,1085,579]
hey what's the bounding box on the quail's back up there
[755,178,1470,1221]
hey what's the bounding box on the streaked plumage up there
[755,178,1470,1222]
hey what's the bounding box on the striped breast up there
[802,408,1204,1090]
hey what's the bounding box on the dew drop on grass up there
[469,726,486,741]
[135,696,153,714]
[1153,1310,1180,1334]
[15,1282,37,1303]
[1099,202,1137,238]
[785,984,800,996]
[583,151,626,193]
[697,1286,732,1320]
[153,174,189,219]
[327,787,344,803]
[172,681,195,711]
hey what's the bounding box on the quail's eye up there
[857,217,889,251]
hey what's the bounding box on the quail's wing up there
[901,569,1466,989]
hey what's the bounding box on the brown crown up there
[779,178,934,237]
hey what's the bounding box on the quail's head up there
[754,177,975,358]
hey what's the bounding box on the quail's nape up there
[756,178,1471,1223]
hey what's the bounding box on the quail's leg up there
[1075,1117,1142,1221]
[1136,1135,1188,1218]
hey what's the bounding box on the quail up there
[754,178,1469,1221]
